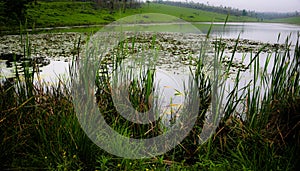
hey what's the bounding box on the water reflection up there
[0,22,298,112]
[194,22,299,44]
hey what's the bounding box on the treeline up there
[155,1,299,20]
[37,0,141,13]
[0,0,37,25]
[94,0,141,13]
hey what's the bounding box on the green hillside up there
[140,3,257,22]
[23,2,257,29]
[25,1,134,27]
[2,1,299,32]
[269,16,300,25]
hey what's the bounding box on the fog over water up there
[174,0,300,12]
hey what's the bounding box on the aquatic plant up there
[0,25,299,170]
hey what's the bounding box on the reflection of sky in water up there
[1,22,298,121]
[34,61,70,86]
[154,69,185,117]
[2,22,297,81]
[0,60,70,87]
[195,22,299,44]
[0,60,15,78]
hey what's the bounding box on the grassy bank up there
[0,28,299,170]
[140,3,257,23]
[269,16,300,25]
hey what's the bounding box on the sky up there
[182,0,300,13]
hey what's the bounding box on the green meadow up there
[25,2,256,29]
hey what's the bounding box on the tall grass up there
[94,33,162,140]
[0,31,100,170]
[0,27,299,170]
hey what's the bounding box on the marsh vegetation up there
[0,22,299,170]
[0,1,300,170]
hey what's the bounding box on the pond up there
[0,22,298,119]
[1,22,298,78]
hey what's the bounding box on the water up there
[0,22,298,121]
[195,22,299,44]
[1,22,298,78]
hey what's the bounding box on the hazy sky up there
[187,0,300,12]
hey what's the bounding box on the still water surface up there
[0,22,298,117]
[195,22,299,43]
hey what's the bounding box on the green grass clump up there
[0,65,98,169]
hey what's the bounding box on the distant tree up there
[242,9,247,16]
[0,1,4,25]
[1,0,34,22]
[0,1,4,15]
[94,0,141,13]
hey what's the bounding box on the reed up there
[0,26,299,170]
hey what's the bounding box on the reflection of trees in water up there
[0,53,50,73]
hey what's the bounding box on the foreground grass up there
[1,28,300,170]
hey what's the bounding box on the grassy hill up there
[23,2,257,29]
[25,1,137,27]
[139,3,257,22]
[4,1,298,33]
